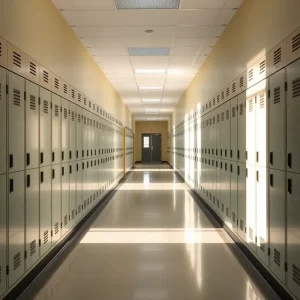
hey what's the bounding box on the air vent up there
[29,62,37,77]
[13,51,21,68]
[274,87,280,104]
[71,111,75,121]
[232,107,236,117]
[274,48,282,65]
[84,98,87,105]
[93,103,95,110]
[44,230,49,244]
[63,84,68,95]
[292,33,300,53]
[226,87,229,97]
[240,76,244,87]
[13,252,21,270]
[71,89,75,99]
[232,212,236,223]
[84,116,86,125]
[54,78,59,90]
[213,98,215,105]
[78,205,81,213]
[292,77,300,98]
[222,91,224,100]
[259,237,265,252]
[209,101,211,108]
[249,227,253,240]
[64,215,67,226]
[248,69,253,81]
[72,210,75,220]
[216,199,219,208]
[221,203,224,212]
[78,114,81,123]
[213,116,215,124]
[292,264,300,286]
[54,104,59,117]
[29,95,36,110]
[274,248,280,267]
[0,41,2,57]
[260,60,266,74]
[249,99,253,112]
[232,82,236,93]
[221,112,224,121]
[226,109,229,120]
[217,114,220,123]
[55,222,59,234]
[259,94,265,108]
[43,70,49,83]
[30,240,37,256]
[240,103,244,115]
[43,100,49,114]
[240,219,244,231]
[13,89,21,106]
[89,101,91,108]
[78,93,82,102]
[64,108,67,119]
[217,95,220,103]
[226,207,229,217]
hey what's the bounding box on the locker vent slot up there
[13,252,21,270]
[232,82,236,93]
[78,93,81,102]
[274,87,280,104]
[239,104,243,115]
[0,42,2,56]
[93,104,95,110]
[43,100,49,113]
[232,212,236,223]
[259,94,265,108]
[64,215,67,226]
[54,78,59,90]
[248,69,253,81]
[0,83,2,101]
[13,51,22,68]
[274,248,280,267]
[217,95,220,103]
[71,89,75,99]
[13,89,21,106]
[292,33,300,53]
[240,219,244,231]
[259,60,266,74]
[63,84,68,95]
[30,62,37,77]
[54,104,59,117]
[273,48,281,65]
[240,76,244,88]
[84,98,86,105]
[226,109,229,120]
[259,237,265,252]
[226,87,229,97]
[64,108,67,119]
[221,203,224,212]
[72,210,75,220]
[213,98,215,105]
[30,95,36,110]
[55,222,59,235]
[292,264,300,286]
[213,196,215,204]
[226,207,229,217]
[249,227,253,241]
[0,266,1,284]
[292,77,300,98]
[222,91,224,100]
[221,112,224,121]
[89,101,91,108]
[43,70,49,83]
[71,111,75,121]
[249,99,253,112]
[44,230,49,244]
[232,107,236,118]
[78,205,81,213]
[30,240,37,256]
[78,114,81,123]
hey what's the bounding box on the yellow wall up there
[0,0,131,127]
[135,121,168,162]
[172,0,300,126]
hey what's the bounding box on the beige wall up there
[135,121,168,162]
[172,0,300,127]
[0,0,131,127]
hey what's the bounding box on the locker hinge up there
[268,90,270,98]
[39,239,41,247]
[285,82,288,92]
[24,250,27,260]
[51,102,53,109]
[51,230,53,237]
[60,106,62,112]
[268,248,270,256]
[24,91,26,100]
[285,262,288,272]
[6,265,9,275]
[61,222,62,228]
[38,97,41,105]
[6,84,8,95]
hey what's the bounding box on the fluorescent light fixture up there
[145,112,159,115]
[115,0,180,10]
[129,48,170,56]
[139,86,163,90]
[142,99,161,103]
[135,69,166,74]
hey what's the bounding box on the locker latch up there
[288,153,292,168]
[270,174,274,187]
[41,152,44,164]
[270,152,273,165]
[9,154,13,169]
[288,179,292,194]
[9,179,14,193]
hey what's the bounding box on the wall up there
[0,0,131,127]
[135,121,168,162]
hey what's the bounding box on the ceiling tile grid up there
[52,0,243,120]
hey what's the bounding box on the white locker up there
[51,94,61,165]
[76,106,82,160]
[224,160,231,223]
[82,160,88,214]
[0,67,7,175]
[269,69,286,171]
[216,159,222,213]
[230,97,238,162]
[230,161,238,233]
[82,113,88,159]
[221,102,230,160]
[61,98,70,163]
[237,92,246,162]
[51,164,61,245]
[25,80,39,170]
[25,168,39,270]
[216,108,221,159]
[287,59,300,174]
[269,169,286,284]
[0,174,7,296]
[69,162,76,228]
[287,172,300,299]
[8,171,25,287]
[238,163,247,241]
[40,166,52,256]
[246,88,256,165]
[61,163,70,236]
[76,162,83,221]
[69,103,76,162]
[8,72,25,173]
[39,88,52,167]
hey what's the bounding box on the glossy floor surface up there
[31,164,279,300]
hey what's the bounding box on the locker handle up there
[41,172,44,183]
[288,153,292,168]
[76,151,78,159]
[237,166,240,175]
[288,179,292,194]
[9,154,13,168]
[246,151,248,160]
[70,151,72,160]
[62,151,64,161]
[270,152,273,165]
[40,152,44,164]
[62,167,64,176]
[27,153,30,166]
[52,169,55,179]
[9,179,14,193]
[52,152,55,162]
[237,150,240,160]
[246,168,248,178]
[82,150,84,158]
[270,174,273,187]
[230,164,233,173]
[256,171,259,182]
[70,165,72,174]
[230,150,232,158]
[77,164,78,172]
[256,152,259,163]
[27,175,30,187]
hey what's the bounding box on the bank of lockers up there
[0,67,7,175]
[52,94,61,166]
[230,161,238,233]
[61,163,70,236]
[69,161,77,228]
[61,98,70,163]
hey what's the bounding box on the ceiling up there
[52,0,243,121]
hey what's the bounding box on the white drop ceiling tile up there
[73,26,123,39]
[170,55,196,65]
[105,73,135,79]
[52,0,74,10]
[224,0,243,9]
[170,47,200,56]
[181,0,226,9]
[61,11,116,26]
[214,9,237,25]
[99,65,133,74]
[124,26,176,38]
[119,91,140,98]
[95,56,131,64]
[197,45,213,56]
[135,73,167,80]
[89,47,129,56]
[122,98,141,104]
[193,55,206,65]
[161,97,179,104]
[139,90,163,98]
[82,38,126,48]
[71,0,115,10]
[203,37,219,46]
[179,9,221,26]
[126,37,173,48]
[135,78,166,86]
[176,25,226,38]
[143,105,160,111]
[173,37,205,48]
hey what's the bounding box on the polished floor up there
[31,164,279,300]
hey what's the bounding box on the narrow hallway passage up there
[31,164,278,300]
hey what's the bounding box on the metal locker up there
[230,97,238,162]
[51,94,61,165]
[269,69,286,171]
[287,172,300,299]
[216,159,222,213]
[8,72,25,173]
[82,112,88,159]
[223,160,231,223]
[237,92,246,163]
[237,163,247,241]
[40,88,52,167]
[221,102,230,160]
[61,163,70,236]
[8,171,25,287]
[51,164,61,245]
[230,161,238,233]
[61,98,70,163]
[82,159,88,214]
[0,174,7,296]
[76,161,83,221]
[40,166,52,257]
[0,67,7,175]
[76,106,82,161]
[69,162,76,228]
[246,87,256,166]
[25,168,39,270]
[69,103,76,162]
[25,81,39,170]
[287,59,300,174]
[269,169,286,284]
[216,107,221,159]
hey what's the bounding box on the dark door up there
[151,133,161,162]
[142,133,161,163]
[142,134,151,162]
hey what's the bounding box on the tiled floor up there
[31,164,279,300]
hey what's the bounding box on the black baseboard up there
[135,161,142,164]
[4,176,125,300]
[174,170,293,300]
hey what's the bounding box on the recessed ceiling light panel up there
[139,86,164,90]
[115,0,180,9]
[129,47,170,56]
[142,99,161,103]
[135,69,166,74]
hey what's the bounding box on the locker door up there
[82,113,88,159]
[8,72,25,173]
[40,166,51,256]
[51,165,61,245]
[287,172,300,299]
[39,88,51,167]
[25,168,39,270]
[69,162,76,228]
[76,162,83,221]
[82,160,88,214]
[216,159,221,213]
[69,103,76,162]
[25,81,39,170]
[230,97,238,162]
[238,92,246,162]
[269,169,286,284]
[87,115,92,158]
[269,69,286,171]
[246,88,256,165]
[238,163,247,241]
[52,94,61,165]
[61,98,70,163]
[224,160,231,222]
[287,59,300,174]
[224,102,231,160]
[8,171,25,287]
[256,166,269,266]
[220,107,226,158]
[0,67,7,175]
[76,107,82,161]
[230,161,238,233]
[0,174,7,296]
[61,163,70,236]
